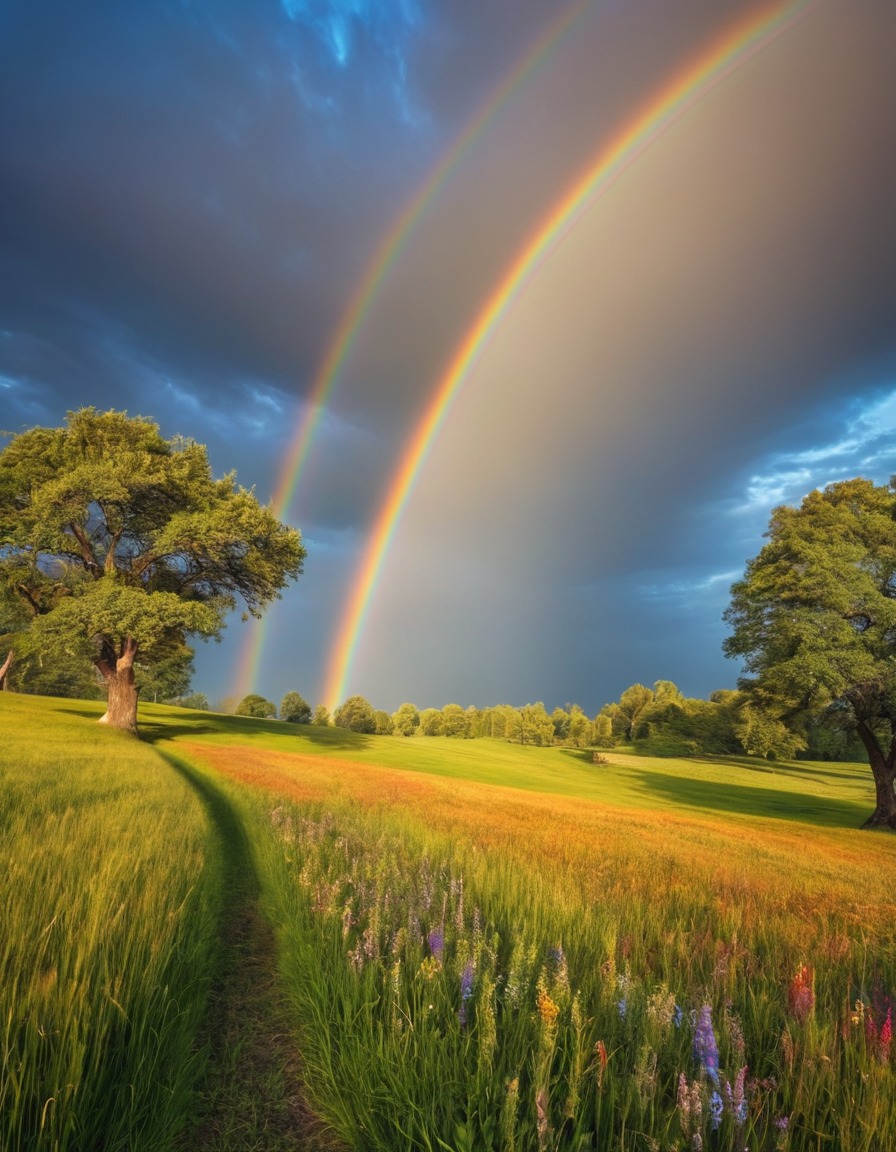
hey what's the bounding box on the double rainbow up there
[321,0,820,713]
[233,0,594,701]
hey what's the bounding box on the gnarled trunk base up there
[96,637,140,734]
[861,802,896,832]
[0,649,12,691]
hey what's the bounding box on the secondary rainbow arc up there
[322,0,821,714]
[232,0,595,703]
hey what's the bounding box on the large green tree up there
[724,478,896,829]
[0,409,304,733]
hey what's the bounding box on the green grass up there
[0,693,221,1152]
[154,704,896,1152]
[4,695,895,1151]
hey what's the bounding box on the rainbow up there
[322,0,820,713]
[232,0,594,702]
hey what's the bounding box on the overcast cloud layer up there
[2,0,895,713]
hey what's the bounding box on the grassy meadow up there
[2,693,895,1150]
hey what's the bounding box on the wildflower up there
[677,1074,703,1138]
[595,1040,608,1090]
[774,1115,790,1131]
[617,997,628,1021]
[458,959,474,1025]
[880,1007,892,1063]
[724,1066,748,1126]
[673,1004,683,1028]
[427,927,445,962]
[693,1004,720,1085]
[709,1091,724,1131]
[787,965,814,1023]
[647,983,677,1032]
[850,998,865,1026]
[537,984,560,1028]
[418,955,441,980]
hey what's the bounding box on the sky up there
[1,0,894,715]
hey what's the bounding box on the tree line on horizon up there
[227,680,864,763]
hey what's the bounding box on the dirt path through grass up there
[160,752,338,1152]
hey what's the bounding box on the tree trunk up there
[0,649,12,690]
[96,636,140,734]
[855,723,896,831]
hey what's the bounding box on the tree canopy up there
[280,690,312,723]
[724,477,896,829]
[0,409,304,732]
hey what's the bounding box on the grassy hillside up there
[0,693,221,1152]
[4,694,895,1151]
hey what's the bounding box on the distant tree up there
[392,702,419,737]
[441,703,471,738]
[592,713,614,748]
[0,409,304,733]
[312,704,331,726]
[520,702,554,746]
[602,683,655,742]
[171,692,209,711]
[236,693,277,719]
[566,704,592,748]
[724,477,896,828]
[372,709,392,735]
[280,690,312,723]
[551,707,570,743]
[418,708,444,736]
[135,645,195,704]
[334,695,376,733]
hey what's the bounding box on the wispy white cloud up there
[730,386,896,518]
[641,569,742,602]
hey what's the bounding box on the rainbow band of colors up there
[233,0,595,702]
[322,0,820,713]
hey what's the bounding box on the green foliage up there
[171,692,210,711]
[418,707,444,736]
[135,644,195,703]
[236,693,277,719]
[724,477,896,825]
[441,702,472,738]
[373,709,393,735]
[734,703,808,760]
[334,694,376,734]
[280,690,312,723]
[0,409,304,727]
[391,702,420,737]
[311,704,331,727]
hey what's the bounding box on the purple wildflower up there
[709,1091,723,1131]
[774,1116,790,1131]
[427,928,445,962]
[617,998,628,1021]
[693,1004,720,1085]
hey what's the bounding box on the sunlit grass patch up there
[0,694,219,1152]
[170,728,896,1151]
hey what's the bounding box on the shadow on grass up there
[630,769,870,829]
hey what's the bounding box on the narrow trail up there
[160,751,339,1152]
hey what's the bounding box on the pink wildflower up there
[880,1007,892,1063]
[787,965,814,1023]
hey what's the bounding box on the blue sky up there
[1,0,894,712]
